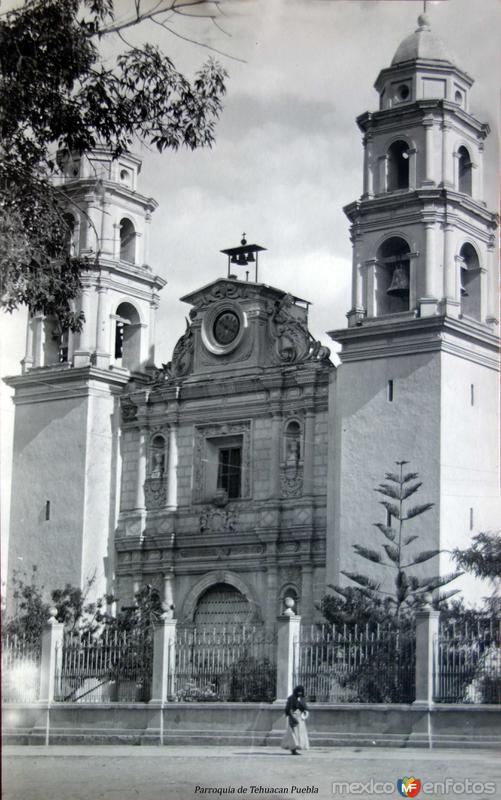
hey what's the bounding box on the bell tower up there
[6,149,165,600]
[327,15,499,597]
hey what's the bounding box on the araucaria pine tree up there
[338,461,461,617]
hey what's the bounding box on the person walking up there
[281,685,309,755]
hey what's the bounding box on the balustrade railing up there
[173,626,276,702]
[294,624,416,703]
[433,618,501,703]
[1,633,41,703]
[54,629,153,703]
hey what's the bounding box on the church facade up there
[5,15,499,625]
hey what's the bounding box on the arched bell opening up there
[387,140,410,192]
[375,237,411,316]
[114,301,141,370]
[459,242,481,321]
[458,146,473,196]
[119,217,136,264]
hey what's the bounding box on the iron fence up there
[173,626,277,702]
[433,618,501,703]
[294,624,416,703]
[54,629,153,703]
[1,633,41,703]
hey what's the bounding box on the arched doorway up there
[193,582,255,631]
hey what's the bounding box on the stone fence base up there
[3,703,500,749]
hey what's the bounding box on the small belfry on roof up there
[220,234,267,282]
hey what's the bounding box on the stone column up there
[21,316,35,373]
[423,119,435,185]
[441,124,453,186]
[266,566,278,635]
[303,410,315,497]
[408,148,417,189]
[94,285,110,368]
[135,429,147,512]
[163,571,175,615]
[150,613,177,703]
[100,200,114,258]
[32,314,45,368]
[39,609,64,703]
[485,240,498,324]
[147,298,159,368]
[413,605,440,705]
[300,565,313,628]
[143,211,152,266]
[167,424,178,509]
[420,223,438,317]
[73,286,92,367]
[362,133,374,198]
[270,411,282,499]
[442,224,460,318]
[275,601,301,703]
[378,155,387,194]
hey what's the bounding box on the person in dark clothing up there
[281,685,309,754]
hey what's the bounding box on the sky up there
[0,0,500,581]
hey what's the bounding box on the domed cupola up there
[375,14,473,111]
[391,14,453,66]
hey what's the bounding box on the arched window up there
[150,435,166,478]
[458,146,472,195]
[387,140,410,191]
[114,302,141,370]
[459,243,481,321]
[284,420,302,465]
[376,237,411,316]
[119,218,136,263]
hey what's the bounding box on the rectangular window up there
[387,379,394,402]
[217,447,242,499]
[45,500,51,521]
[469,507,474,531]
[470,384,475,406]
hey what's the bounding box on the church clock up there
[213,310,240,345]
[201,300,246,355]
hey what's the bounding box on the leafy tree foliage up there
[0,0,227,328]
[452,532,501,582]
[324,462,461,623]
[3,567,164,645]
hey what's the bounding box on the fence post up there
[150,611,177,703]
[413,603,440,705]
[274,598,301,703]
[39,608,64,703]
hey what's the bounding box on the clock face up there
[213,310,240,345]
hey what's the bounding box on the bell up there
[231,255,238,264]
[237,253,248,265]
[387,265,409,297]
[246,251,255,262]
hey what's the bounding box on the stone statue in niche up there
[150,450,165,478]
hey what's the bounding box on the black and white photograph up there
[1,0,500,798]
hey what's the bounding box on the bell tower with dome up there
[5,149,165,601]
[327,14,500,596]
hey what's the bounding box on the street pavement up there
[3,745,501,800]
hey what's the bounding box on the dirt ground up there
[3,744,501,800]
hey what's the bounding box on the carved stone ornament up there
[199,506,237,534]
[195,282,252,309]
[268,294,331,365]
[121,396,138,422]
[144,477,168,509]
[151,319,194,385]
[281,466,304,498]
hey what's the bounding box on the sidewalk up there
[3,745,501,800]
